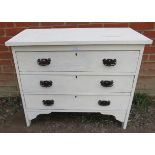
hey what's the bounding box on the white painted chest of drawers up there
[5,28,152,129]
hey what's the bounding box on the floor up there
[0,103,155,132]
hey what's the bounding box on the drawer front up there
[20,75,134,94]
[16,51,139,73]
[24,94,130,110]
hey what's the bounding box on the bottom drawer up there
[24,94,130,111]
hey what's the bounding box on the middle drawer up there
[20,75,134,94]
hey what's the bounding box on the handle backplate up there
[98,100,110,106]
[37,58,51,66]
[42,100,54,106]
[103,59,116,66]
[100,80,114,87]
[40,80,53,87]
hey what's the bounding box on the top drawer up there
[16,51,139,73]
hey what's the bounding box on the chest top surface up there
[5,28,152,46]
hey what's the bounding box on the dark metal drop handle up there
[103,59,116,66]
[37,58,51,66]
[100,80,114,87]
[98,100,110,106]
[40,80,53,87]
[42,100,54,106]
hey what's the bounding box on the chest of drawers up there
[5,28,152,129]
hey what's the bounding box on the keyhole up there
[75,53,77,56]
[75,76,77,78]
[75,96,77,98]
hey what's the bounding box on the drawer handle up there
[103,59,116,66]
[100,80,114,87]
[37,58,51,66]
[40,80,53,87]
[42,100,54,106]
[98,100,110,106]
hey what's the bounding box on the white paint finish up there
[20,71,136,76]
[16,51,139,73]
[20,74,134,94]
[123,46,145,129]
[11,49,31,127]
[24,94,130,110]
[26,110,127,123]
[7,28,151,128]
[24,92,130,96]
[5,28,152,46]
[12,44,144,51]
[100,111,126,122]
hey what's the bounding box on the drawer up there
[16,51,139,73]
[20,74,134,94]
[24,94,130,110]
